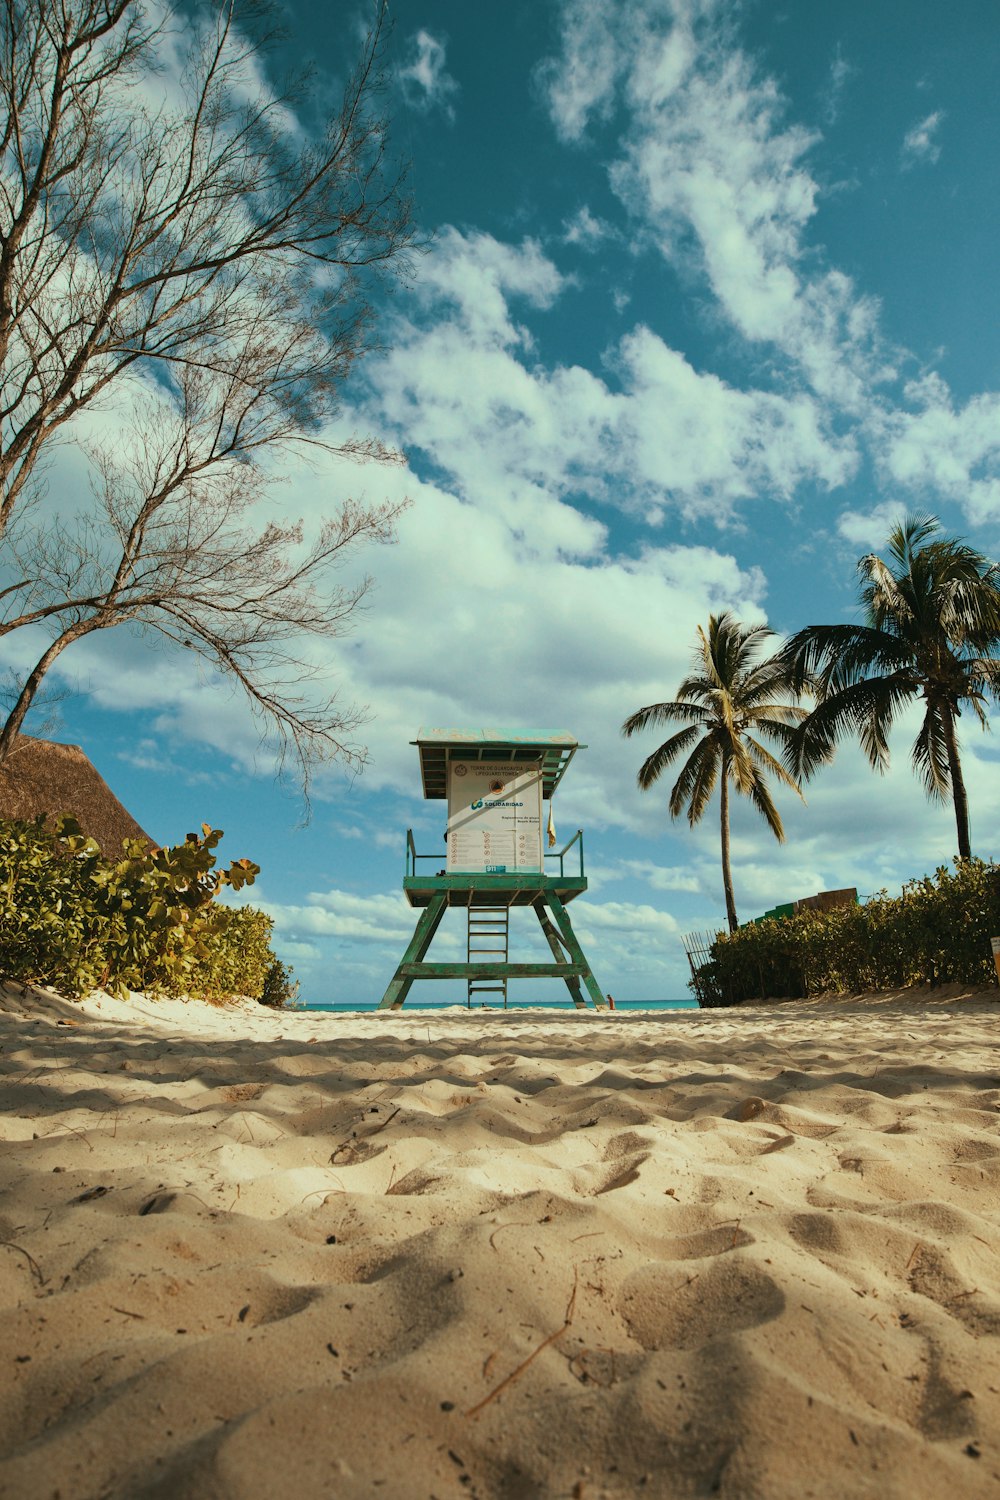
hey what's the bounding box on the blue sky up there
[8,0,1000,1003]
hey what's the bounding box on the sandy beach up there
[2,983,999,1499]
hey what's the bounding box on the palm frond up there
[967,657,1000,700]
[745,735,805,796]
[636,724,702,790]
[956,670,991,728]
[912,704,951,801]
[744,773,786,842]
[622,699,711,738]
[674,672,717,704]
[860,553,913,633]
[825,628,912,692]
[738,652,808,710]
[665,737,719,823]
[936,559,1000,646]
[700,612,773,693]
[788,672,915,778]
[778,624,904,695]
[686,737,721,826]
[785,711,836,782]
[852,673,918,770]
[885,513,939,571]
[750,712,810,752]
[727,735,757,795]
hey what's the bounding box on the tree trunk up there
[941,705,971,859]
[0,625,93,762]
[720,762,738,933]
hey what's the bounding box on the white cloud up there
[616,858,703,893]
[578,898,679,934]
[615,326,855,518]
[542,0,896,411]
[536,0,632,143]
[264,887,417,943]
[562,205,616,249]
[367,229,855,530]
[406,227,564,344]
[538,2,1000,537]
[279,940,322,963]
[398,30,459,118]
[114,738,217,787]
[902,110,945,167]
[835,502,909,551]
[821,47,854,125]
[875,379,1000,522]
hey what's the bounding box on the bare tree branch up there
[0,0,415,796]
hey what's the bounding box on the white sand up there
[2,981,999,1499]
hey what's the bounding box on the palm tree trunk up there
[941,705,971,859]
[719,762,738,933]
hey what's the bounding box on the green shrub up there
[694,858,1000,1005]
[259,956,300,1009]
[0,815,295,1004]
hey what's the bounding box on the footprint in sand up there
[907,1243,1000,1336]
[915,1341,978,1441]
[787,1210,846,1256]
[662,1224,755,1259]
[593,1131,652,1194]
[618,1256,785,1350]
[234,1282,319,1327]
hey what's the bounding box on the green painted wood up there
[377,893,448,1010]
[380,885,606,1011]
[533,902,586,1009]
[403,872,587,909]
[404,873,587,891]
[547,893,608,1010]
[398,962,584,979]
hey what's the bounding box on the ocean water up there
[304,999,699,1013]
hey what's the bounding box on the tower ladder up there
[467,906,509,1007]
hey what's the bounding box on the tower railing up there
[404,828,585,880]
[545,828,584,880]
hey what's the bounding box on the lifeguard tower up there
[378,729,607,1010]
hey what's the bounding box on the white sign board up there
[447,761,543,873]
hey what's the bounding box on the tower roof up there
[411,728,582,800]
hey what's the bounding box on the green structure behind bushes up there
[693,858,1000,1006]
[0,815,296,1005]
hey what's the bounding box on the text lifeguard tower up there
[378,728,607,1010]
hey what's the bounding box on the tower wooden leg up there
[378,894,448,1010]
[546,894,608,1010]
[533,901,586,1009]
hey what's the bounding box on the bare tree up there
[0,0,414,788]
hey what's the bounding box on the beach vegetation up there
[260,954,301,1010]
[0,0,414,798]
[693,856,1000,1005]
[780,515,1000,860]
[0,814,293,1003]
[622,612,809,932]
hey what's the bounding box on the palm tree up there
[622,612,808,933]
[780,515,1000,859]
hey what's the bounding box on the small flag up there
[547,802,557,849]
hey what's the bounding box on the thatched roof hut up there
[0,736,156,855]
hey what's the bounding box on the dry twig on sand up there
[466,1271,578,1418]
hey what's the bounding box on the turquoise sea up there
[304,999,699,1012]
